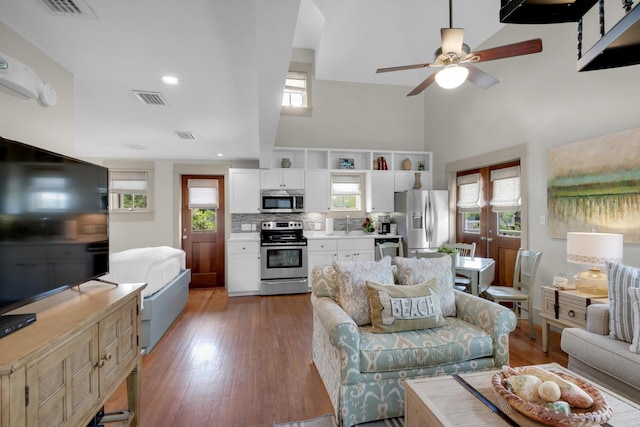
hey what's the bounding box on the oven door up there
[260,245,308,280]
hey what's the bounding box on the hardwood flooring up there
[106,289,567,426]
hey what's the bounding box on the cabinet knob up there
[568,310,575,318]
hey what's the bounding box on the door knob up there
[183,235,187,240]
[487,237,494,243]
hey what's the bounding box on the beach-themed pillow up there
[395,256,456,317]
[628,287,640,353]
[333,257,394,325]
[607,261,640,343]
[366,279,442,333]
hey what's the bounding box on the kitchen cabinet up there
[227,240,261,296]
[304,170,331,212]
[229,168,260,213]
[260,169,305,190]
[337,238,374,262]
[307,239,338,280]
[0,282,144,427]
[367,171,395,212]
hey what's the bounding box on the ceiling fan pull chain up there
[449,0,453,29]
[599,0,605,37]
[622,0,634,13]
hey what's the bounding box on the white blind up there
[456,173,481,212]
[110,171,147,194]
[284,71,306,93]
[490,166,521,212]
[188,179,219,209]
[331,174,361,195]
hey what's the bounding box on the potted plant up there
[437,245,459,262]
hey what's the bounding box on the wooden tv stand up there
[0,281,146,427]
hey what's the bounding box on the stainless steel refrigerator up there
[392,190,449,255]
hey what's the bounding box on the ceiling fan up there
[376,0,543,96]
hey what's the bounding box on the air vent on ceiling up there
[132,91,168,106]
[124,144,146,150]
[37,0,98,19]
[175,131,197,140]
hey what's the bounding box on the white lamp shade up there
[566,232,623,266]
[435,65,469,89]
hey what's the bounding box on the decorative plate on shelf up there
[491,368,612,427]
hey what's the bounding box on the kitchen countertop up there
[304,231,401,240]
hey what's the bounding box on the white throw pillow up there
[333,257,395,326]
[628,287,640,353]
[395,256,456,317]
[606,261,640,343]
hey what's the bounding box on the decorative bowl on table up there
[491,368,612,427]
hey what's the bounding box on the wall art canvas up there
[547,127,640,243]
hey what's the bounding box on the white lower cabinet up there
[337,238,375,262]
[307,239,338,281]
[227,240,261,296]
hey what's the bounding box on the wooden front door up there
[181,175,225,288]
[456,160,521,286]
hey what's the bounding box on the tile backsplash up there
[231,213,389,233]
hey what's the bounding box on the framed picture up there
[339,158,354,169]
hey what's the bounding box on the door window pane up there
[498,211,521,237]
[192,208,217,232]
[463,212,481,233]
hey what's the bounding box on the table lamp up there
[566,232,623,296]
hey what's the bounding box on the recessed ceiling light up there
[161,75,180,85]
[217,153,224,157]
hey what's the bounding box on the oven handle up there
[261,278,308,285]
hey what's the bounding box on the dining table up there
[455,256,495,296]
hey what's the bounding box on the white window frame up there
[330,172,365,213]
[106,161,154,216]
[281,61,312,117]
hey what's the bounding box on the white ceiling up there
[0,0,503,161]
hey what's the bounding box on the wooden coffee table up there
[404,363,640,426]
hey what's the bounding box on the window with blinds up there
[109,170,151,212]
[281,61,312,117]
[490,166,521,237]
[457,173,481,233]
[188,179,218,232]
[331,173,363,212]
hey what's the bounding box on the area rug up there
[273,414,404,427]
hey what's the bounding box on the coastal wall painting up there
[547,127,640,243]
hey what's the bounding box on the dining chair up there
[441,242,477,292]
[416,252,456,289]
[377,242,404,260]
[481,248,543,339]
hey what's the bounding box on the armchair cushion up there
[366,279,441,333]
[395,256,456,316]
[606,261,640,343]
[334,257,394,326]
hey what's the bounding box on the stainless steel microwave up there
[260,189,304,213]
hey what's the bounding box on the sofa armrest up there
[586,303,609,336]
[454,290,518,367]
[311,294,361,384]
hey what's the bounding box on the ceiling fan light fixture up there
[435,64,468,89]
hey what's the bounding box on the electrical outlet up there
[251,224,257,231]
[241,224,251,231]
[540,215,546,225]
[314,223,321,230]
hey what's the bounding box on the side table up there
[539,285,608,352]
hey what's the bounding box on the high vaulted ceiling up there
[0,0,502,162]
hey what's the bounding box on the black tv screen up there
[0,136,109,315]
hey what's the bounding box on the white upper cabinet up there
[229,168,261,213]
[260,169,305,190]
[367,171,395,212]
[305,170,331,212]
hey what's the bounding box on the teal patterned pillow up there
[607,261,640,343]
[395,256,456,317]
[333,257,394,326]
[628,287,640,353]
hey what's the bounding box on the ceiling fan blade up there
[407,73,436,97]
[464,64,499,89]
[441,28,465,56]
[376,62,433,73]
[469,39,542,63]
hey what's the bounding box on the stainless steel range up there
[260,220,308,296]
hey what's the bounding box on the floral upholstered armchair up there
[310,256,517,427]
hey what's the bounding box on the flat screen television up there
[0,136,109,319]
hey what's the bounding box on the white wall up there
[276,79,425,151]
[0,22,73,155]
[422,22,640,311]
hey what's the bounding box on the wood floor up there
[106,289,568,427]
